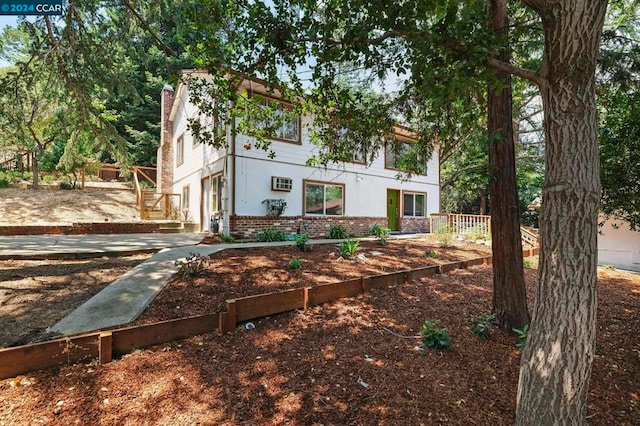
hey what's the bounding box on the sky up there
[0,15,18,29]
[0,16,16,66]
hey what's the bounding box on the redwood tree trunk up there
[488,0,530,330]
[515,1,608,424]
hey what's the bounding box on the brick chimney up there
[157,84,174,193]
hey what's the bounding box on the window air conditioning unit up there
[272,176,293,192]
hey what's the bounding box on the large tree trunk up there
[488,0,530,330]
[516,1,608,424]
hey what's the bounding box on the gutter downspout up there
[231,101,237,233]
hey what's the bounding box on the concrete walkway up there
[0,233,203,259]
[49,240,321,336]
[2,233,426,337]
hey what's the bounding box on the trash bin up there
[211,214,220,234]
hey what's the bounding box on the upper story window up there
[403,192,426,217]
[304,180,344,216]
[252,93,301,144]
[176,134,185,166]
[351,149,367,164]
[385,138,427,175]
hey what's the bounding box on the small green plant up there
[420,320,451,350]
[523,259,533,269]
[256,227,286,242]
[288,258,303,269]
[329,224,349,239]
[220,234,235,243]
[340,239,360,258]
[175,252,211,278]
[369,224,390,244]
[434,223,453,247]
[465,224,490,241]
[59,181,76,190]
[424,249,441,259]
[295,234,312,252]
[513,324,530,350]
[468,313,497,339]
[0,172,10,189]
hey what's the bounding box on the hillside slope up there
[0,188,141,225]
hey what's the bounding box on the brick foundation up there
[0,222,162,236]
[400,217,431,234]
[229,215,390,239]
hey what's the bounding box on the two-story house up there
[157,71,440,238]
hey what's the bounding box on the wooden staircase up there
[139,190,182,221]
[521,226,540,248]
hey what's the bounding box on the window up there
[253,94,301,143]
[403,192,426,217]
[181,185,190,211]
[385,139,427,175]
[304,181,344,216]
[176,134,184,166]
[210,174,223,213]
[351,149,367,164]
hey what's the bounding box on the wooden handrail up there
[140,192,181,220]
[132,170,141,204]
[135,168,156,187]
[520,226,540,247]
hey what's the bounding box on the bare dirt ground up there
[0,238,638,425]
[0,187,141,225]
[0,255,152,347]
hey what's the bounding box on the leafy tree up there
[0,39,68,188]
[597,2,640,230]
[598,85,640,229]
[178,0,608,422]
[0,1,194,175]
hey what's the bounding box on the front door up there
[387,189,400,231]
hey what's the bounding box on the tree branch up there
[486,57,543,86]
[121,0,178,57]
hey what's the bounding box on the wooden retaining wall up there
[0,249,539,380]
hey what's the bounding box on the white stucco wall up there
[169,83,229,231]
[598,217,640,272]
[166,73,441,231]
[233,119,440,218]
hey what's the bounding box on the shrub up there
[523,259,533,269]
[466,224,490,241]
[468,313,497,339]
[434,223,453,247]
[175,252,211,278]
[424,249,441,259]
[295,234,312,252]
[369,224,390,244]
[513,324,529,350]
[220,234,235,243]
[0,172,10,189]
[59,181,76,190]
[340,239,360,258]
[420,320,451,350]
[288,258,303,269]
[328,224,349,239]
[256,227,286,242]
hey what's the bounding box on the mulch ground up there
[136,237,492,324]
[0,238,638,425]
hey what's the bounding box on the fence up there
[430,213,491,238]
